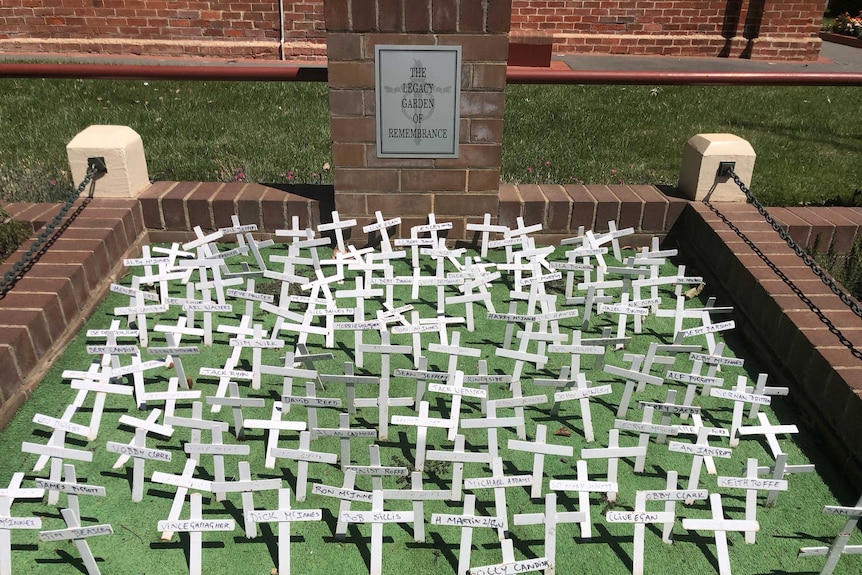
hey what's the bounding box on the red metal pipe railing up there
[506,68,862,86]
[0,63,329,82]
[3,62,862,86]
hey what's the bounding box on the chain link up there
[1,167,100,296]
[708,170,862,361]
[727,170,862,319]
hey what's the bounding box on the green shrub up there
[831,11,862,37]
[812,234,862,303]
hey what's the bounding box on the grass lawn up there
[0,79,859,207]
[0,242,860,574]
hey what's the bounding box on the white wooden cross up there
[507,424,574,499]
[548,371,612,443]
[603,361,663,419]
[798,492,862,575]
[69,365,137,436]
[756,447,815,507]
[35,464,105,525]
[709,376,771,446]
[246,488,323,575]
[312,412,377,469]
[362,210,401,252]
[426,434,493,501]
[105,427,172,501]
[464,457,532,539]
[551,460,606,536]
[641,470,708,544]
[668,426,733,498]
[284,381,342,438]
[152,458,211,541]
[85,318,139,370]
[357,330,414,439]
[466,213,508,258]
[112,291,169,347]
[717,457,787,543]
[151,316,203,389]
[319,363,381,416]
[430,494,504,575]
[20,437,93,506]
[460,403,524,460]
[489,380,547,441]
[391,400,454,471]
[210,460,281,538]
[157,492,234,575]
[258,349,319,412]
[469,536,548,575]
[382,471,449,542]
[682,493,759,575]
[613,405,679,472]
[580,429,646,502]
[334,277,383,368]
[340,489,414,575]
[38,508,113,575]
[513,492,585,575]
[0,472,44,575]
[605,490,676,575]
[311,469,372,538]
[205,381,265,439]
[270,430,338,501]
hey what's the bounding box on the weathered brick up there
[587,185,620,233]
[435,192,499,217]
[328,61,376,89]
[404,2,430,32]
[435,144,502,169]
[186,183,220,231]
[431,0,457,32]
[366,193,433,216]
[518,184,545,227]
[498,183,522,228]
[331,117,376,143]
[459,0,484,32]
[608,184,644,231]
[326,32,362,60]
[334,168,400,192]
[542,184,572,232]
[469,118,503,144]
[401,169,466,192]
[467,169,500,193]
[324,0,350,31]
[329,89,365,116]
[564,184,597,233]
[377,0,404,32]
[351,0,376,31]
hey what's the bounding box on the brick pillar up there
[325,0,511,240]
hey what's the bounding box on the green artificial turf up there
[1,243,860,575]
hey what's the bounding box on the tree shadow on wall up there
[721,0,766,59]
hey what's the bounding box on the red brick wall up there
[509,0,827,60]
[0,0,827,60]
[326,0,510,238]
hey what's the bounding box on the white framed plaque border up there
[375,44,462,159]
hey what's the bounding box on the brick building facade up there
[0,1,827,61]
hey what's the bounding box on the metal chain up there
[1,164,102,296]
[727,169,862,319]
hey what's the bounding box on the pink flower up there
[287,171,295,181]
[610,169,617,175]
[527,167,533,173]
[49,180,56,186]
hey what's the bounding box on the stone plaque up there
[375,45,461,158]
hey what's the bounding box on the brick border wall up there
[668,202,862,487]
[3,186,862,486]
[0,1,826,61]
[0,199,146,429]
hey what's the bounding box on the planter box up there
[819,31,862,48]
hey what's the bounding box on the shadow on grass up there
[35,549,104,574]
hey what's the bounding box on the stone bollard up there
[678,133,755,202]
[66,125,150,198]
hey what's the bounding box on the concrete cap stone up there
[678,133,755,202]
[67,125,150,198]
